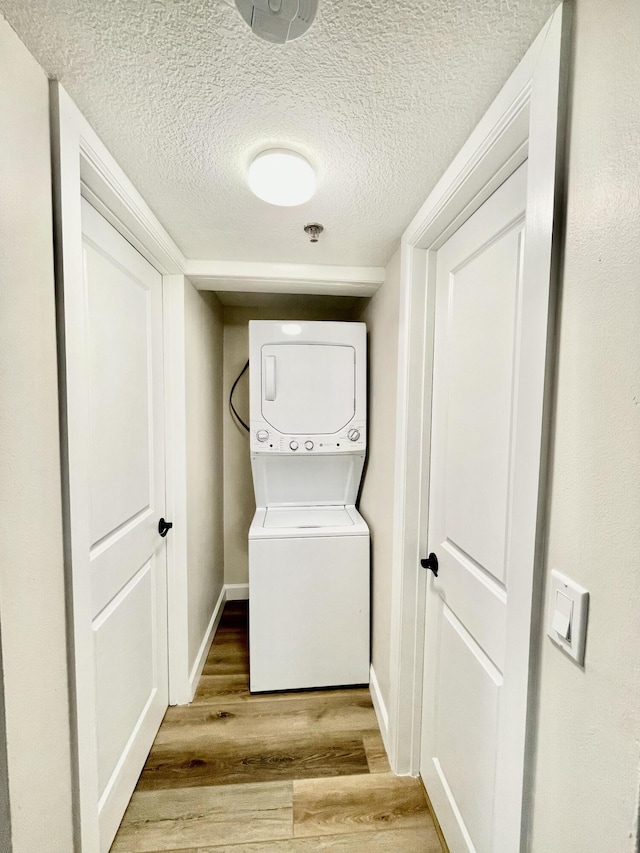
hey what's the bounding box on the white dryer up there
[248,320,370,692]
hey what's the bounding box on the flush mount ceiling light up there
[248,149,316,206]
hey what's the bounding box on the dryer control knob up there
[347,428,361,442]
[305,440,314,451]
[256,429,269,442]
[289,441,299,451]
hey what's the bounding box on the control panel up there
[251,420,366,454]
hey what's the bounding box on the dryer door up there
[261,343,355,434]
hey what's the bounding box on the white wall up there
[530,2,640,850]
[222,298,360,585]
[0,17,75,853]
[184,284,225,672]
[357,248,401,707]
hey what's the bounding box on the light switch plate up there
[547,570,589,666]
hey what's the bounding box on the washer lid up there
[250,505,369,539]
[263,506,354,529]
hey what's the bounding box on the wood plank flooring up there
[110,601,443,853]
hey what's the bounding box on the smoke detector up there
[235,0,319,44]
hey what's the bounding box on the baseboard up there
[188,585,226,700]
[369,663,390,755]
[225,582,249,601]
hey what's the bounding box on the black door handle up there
[421,552,439,577]
[158,517,173,538]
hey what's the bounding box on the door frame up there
[50,82,192,852]
[387,2,569,840]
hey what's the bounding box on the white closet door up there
[82,199,168,852]
[420,163,534,853]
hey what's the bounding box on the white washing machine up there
[248,320,370,692]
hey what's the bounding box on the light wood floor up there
[111,601,443,853]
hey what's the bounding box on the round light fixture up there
[248,149,316,207]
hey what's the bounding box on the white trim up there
[387,6,568,850]
[51,82,100,853]
[186,259,383,296]
[368,664,391,761]
[225,583,250,601]
[187,585,227,701]
[77,133,185,277]
[162,274,191,706]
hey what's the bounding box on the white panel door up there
[420,164,533,853]
[81,199,168,852]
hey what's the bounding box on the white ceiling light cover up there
[248,149,316,206]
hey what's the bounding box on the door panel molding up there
[421,163,527,851]
[388,5,569,852]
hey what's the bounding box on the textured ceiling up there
[1,0,557,266]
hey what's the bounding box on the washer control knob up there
[256,429,269,442]
[347,428,361,442]
[289,441,299,451]
[305,440,314,451]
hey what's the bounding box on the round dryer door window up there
[261,343,355,434]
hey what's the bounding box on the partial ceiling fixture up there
[248,149,316,206]
[235,0,319,44]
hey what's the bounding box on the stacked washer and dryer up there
[248,320,370,692]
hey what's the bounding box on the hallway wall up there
[0,16,75,853]
[184,285,226,672]
[356,248,401,709]
[530,2,640,850]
